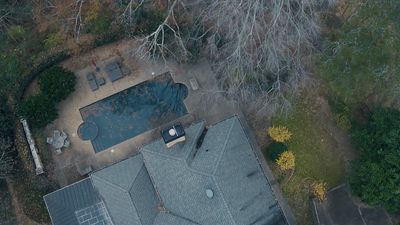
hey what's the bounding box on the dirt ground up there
[6,180,49,225]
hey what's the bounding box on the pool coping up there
[77,71,190,153]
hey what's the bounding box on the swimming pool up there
[79,72,188,153]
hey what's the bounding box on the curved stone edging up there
[15,51,71,103]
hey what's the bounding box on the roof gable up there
[90,155,159,225]
[91,154,144,190]
[214,118,284,224]
[141,151,235,225]
[141,117,286,225]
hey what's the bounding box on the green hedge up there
[350,108,400,213]
[266,141,288,161]
[38,66,76,103]
[0,96,14,139]
[15,50,70,103]
[19,94,58,129]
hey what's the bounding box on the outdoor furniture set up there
[86,60,131,91]
[46,130,70,155]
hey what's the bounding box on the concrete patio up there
[312,184,393,225]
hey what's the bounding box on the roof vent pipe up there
[206,189,214,199]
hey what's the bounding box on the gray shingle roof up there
[141,117,286,225]
[44,116,287,225]
[90,155,159,225]
[152,212,199,225]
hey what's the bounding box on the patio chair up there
[46,137,53,145]
[55,148,62,155]
[53,130,60,138]
[63,139,70,148]
[88,78,98,91]
[121,67,131,76]
[97,77,106,86]
[189,78,199,91]
[60,131,67,139]
[86,73,95,81]
[106,61,124,82]
[86,73,99,91]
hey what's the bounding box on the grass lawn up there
[270,91,346,225]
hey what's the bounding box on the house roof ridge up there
[183,121,205,159]
[212,118,235,175]
[127,174,145,225]
[92,173,144,225]
[141,153,165,207]
[141,147,185,161]
[128,164,144,191]
[91,173,130,193]
[212,176,238,225]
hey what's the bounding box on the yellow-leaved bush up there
[312,181,327,202]
[276,151,295,171]
[268,126,292,142]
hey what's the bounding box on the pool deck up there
[45,42,237,185]
[43,41,297,225]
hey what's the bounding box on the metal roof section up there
[74,201,113,225]
[43,178,112,225]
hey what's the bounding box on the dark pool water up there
[79,72,188,153]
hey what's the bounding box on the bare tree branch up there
[74,0,84,42]
[128,0,336,116]
[0,138,15,180]
[134,0,189,61]
[122,0,145,22]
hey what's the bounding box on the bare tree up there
[128,0,335,117]
[202,0,336,114]
[73,0,84,42]
[0,138,15,179]
[0,11,12,33]
[34,0,336,116]
[0,0,27,34]
[121,0,145,25]
[32,0,86,42]
[132,0,190,61]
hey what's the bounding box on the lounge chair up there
[87,73,98,91]
[86,73,95,81]
[46,137,53,145]
[97,77,106,86]
[189,78,199,90]
[55,149,62,155]
[63,139,70,148]
[105,61,124,82]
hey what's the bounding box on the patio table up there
[51,130,68,150]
